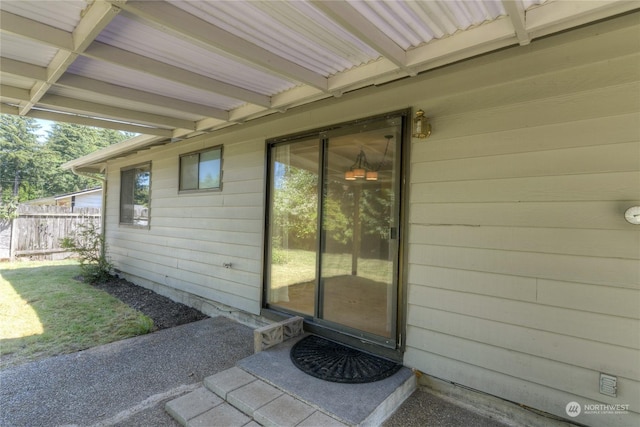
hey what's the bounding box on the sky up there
[35,119,54,142]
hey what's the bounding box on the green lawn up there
[0,260,153,369]
[271,249,392,288]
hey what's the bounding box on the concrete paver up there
[168,369,353,427]
[204,366,257,399]
[165,387,223,426]
[227,380,283,416]
[188,402,252,427]
[253,394,316,427]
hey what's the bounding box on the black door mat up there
[290,335,402,383]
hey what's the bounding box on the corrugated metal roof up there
[0,0,636,167]
[0,0,86,32]
[98,14,296,96]
[0,32,58,67]
[173,0,381,76]
[347,0,507,49]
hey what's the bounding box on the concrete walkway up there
[0,317,253,427]
[1,317,512,427]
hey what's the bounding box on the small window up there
[179,146,222,191]
[120,163,151,227]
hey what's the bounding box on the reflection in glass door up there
[320,127,398,339]
[266,138,319,316]
[266,114,403,346]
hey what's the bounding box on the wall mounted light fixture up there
[412,109,432,139]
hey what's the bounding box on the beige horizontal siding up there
[411,225,639,259]
[413,142,639,182]
[405,315,639,387]
[412,113,639,163]
[412,172,639,202]
[105,134,266,315]
[113,259,258,314]
[537,280,640,320]
[411,201,636,230]
[408,285,638,349]
[405,14,640,427]
[404,327,639,421]
[409,244,638,288]
[438,80,638,133]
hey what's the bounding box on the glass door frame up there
[262,109,411,359]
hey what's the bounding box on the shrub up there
[60,221,113,283]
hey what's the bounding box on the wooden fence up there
[0,205,101,261]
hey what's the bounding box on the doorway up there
[265,111,407,350]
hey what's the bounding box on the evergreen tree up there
[0,115,132,202]
[44,123,130,195]
[0,115,45,201]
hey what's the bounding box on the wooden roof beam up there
[38,94,195,131]
[55,74,229,121]
[0,85,31,102]
[0,57,48,81]
[29,109,173,137]
[502,0,531,46]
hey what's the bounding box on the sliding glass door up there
[266,113,404,346]
[266,137,320,316]
[320,125,399,339]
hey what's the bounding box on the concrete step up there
[166,367,348,427]
[165,335,416,426]
[236,335,416,426]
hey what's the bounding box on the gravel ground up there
[384,387,510,427]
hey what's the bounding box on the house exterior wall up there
[56,191,102,209]
[74,192,102,209]
[103,14,639,426]
[402,15,640,427]
[106,139,265,315]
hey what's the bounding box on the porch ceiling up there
[1,0,637,171]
